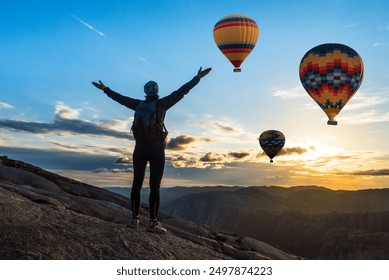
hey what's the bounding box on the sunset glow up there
[1,0,388,190]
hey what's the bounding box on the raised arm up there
[159,67,212,110]
[92,80,140,110]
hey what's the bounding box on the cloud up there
[270,87,389,124]
[166,135,196,150]
[200,152,225,162]
[0,146,117,171]
[349,169,389,176]
[199,120,240,134]
[93,167,133,173]
[0,117,132,139]
[277,147,308,156]
[346,90,389,111]
[171,148,256,169]
[0,102,14,109]
[71,15,106,38]
[373,42,389,47]
[171,154,199,168]
[255,146,309,159]
[171,152,222,169]
[341,110,389,124]
[270,86,306,100]
[212,122,239,134]
[114,156,132,165]
[0,103,133,139]
[227,151,251,159]
[48,141,130,158]
[166,135,212,151]
[276,87,389,124]
[49,141,86,150]
[343,23,358,29]
[55,102,80,119]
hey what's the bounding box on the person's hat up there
[144,81,159,96]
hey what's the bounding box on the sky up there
[1,0,389,190]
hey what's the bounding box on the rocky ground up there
[0,156,298,260]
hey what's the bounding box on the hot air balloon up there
[213,14,259,72]
[299,43,364,125]
[259,130,285,163]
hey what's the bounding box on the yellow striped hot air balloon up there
[213,14,259,72]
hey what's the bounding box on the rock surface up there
[0,156,298,260]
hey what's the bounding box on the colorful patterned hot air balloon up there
[299,43,364,125]
[213,14,259,72]
[259,130,285,163]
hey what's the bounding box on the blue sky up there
[1,0,389,190]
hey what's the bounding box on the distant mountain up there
[106,186,239,206]
[0,156,297,260]
[161,185,389,259]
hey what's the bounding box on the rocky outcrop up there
[0,156,298,260]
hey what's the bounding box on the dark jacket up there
[103,76,200,143]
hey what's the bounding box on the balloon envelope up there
[299,43,364,125]
[213,14,259,72]
[259,130,285,163]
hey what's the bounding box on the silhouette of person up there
[92,67,212,233]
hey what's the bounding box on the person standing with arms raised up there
[92,67,212,233]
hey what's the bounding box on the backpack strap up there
[155,100,168,134]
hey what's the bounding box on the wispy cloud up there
[93,167,133,173]
[346,90,389,110]
[133,54,157,69]
[0,103,133,139]
[341,110,389,124]
[70,15,157,68]
[0,146,118,171]
[0,102,14,109]
[373,42,389,47]
[71,15,106,38]
[199,120,241,134]
[343,23,358,29]
[346,169,389,176]
[270,86,306,100]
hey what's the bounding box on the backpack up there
[131,100,168,143]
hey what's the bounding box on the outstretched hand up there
[197,67,212,78]
[92,80,106,91]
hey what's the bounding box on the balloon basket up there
[233,68,241,72]
[327,120,338,126]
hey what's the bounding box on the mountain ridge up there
[159,185,389,259]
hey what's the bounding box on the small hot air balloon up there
[299,43,364,125]
[213,14,259,72]
[259,130,285,163]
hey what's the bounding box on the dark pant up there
[131,142,165,220]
